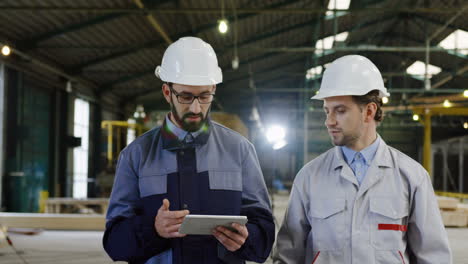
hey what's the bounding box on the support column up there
[459,137,464,194]
[422,111,432,177]
[0,63,5,208]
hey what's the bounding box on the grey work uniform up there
[274,137,451,264]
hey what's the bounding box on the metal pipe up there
[0,42,98,91]
[425,4,468,91]
[442,145,448,191]
[428,5,468,42]
[425,40,430,90]
[254,88,466,93]
[240,45,468,53]
[0,7,463,14]
[133,0,172,45]
[459,137,464,194]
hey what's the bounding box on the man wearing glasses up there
[103,37,274,264]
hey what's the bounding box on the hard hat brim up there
[311,89,390,100]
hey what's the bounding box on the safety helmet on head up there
[155,37,222,85]
[312,55,390,100]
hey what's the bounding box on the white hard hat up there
[312,55,390,100]
[155,37,222,85]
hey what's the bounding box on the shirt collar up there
[341,136,381,166]
[165,114,204,141]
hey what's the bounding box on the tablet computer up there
[179,214,248,235]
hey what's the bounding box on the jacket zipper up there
[398,250,406,264]
[311,251,320,264]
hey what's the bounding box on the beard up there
[331,132,360,147]
[170,99,209,132]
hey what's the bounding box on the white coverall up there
[274,138,451,264]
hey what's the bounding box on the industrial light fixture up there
[218,0,228,34]
[218,19,228,34]
[232,56,239,70]
[443,99,452,108]
[464,122,468,129]
[266,125,286,143]
[413,114,420,121]
[1,45,11,56]
[266,125,287,149]
[382,97,389,104]
[273,139,287,150]
[464,90,468,98]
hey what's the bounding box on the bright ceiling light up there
[443,99,452,108]
[266,125,286,143]
[306,65,323,80]
[382,97,389,104]
[1,45,11,56]
[406,61,442,80]
[464,122,468,129]
[413,114,420,121]
[438,29,468,55]
[315,32,348,54]
[326,0,351,16]
[463,90,468,98]
[273,139,287,150]
[218,19,228,34]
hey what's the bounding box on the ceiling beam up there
[1,7,463,14]
[237,45,467,53]
[101,14,396,92]
[253,88,466,93]
[18,0,173,51]
[133,0,172,45]
[19,13,126,51]
[69,0,304,73]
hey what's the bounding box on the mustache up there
[183,112,203,119]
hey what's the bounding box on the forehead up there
[323,96,355,108]
[172,83,214,93]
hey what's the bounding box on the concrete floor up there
[1,193,467,263]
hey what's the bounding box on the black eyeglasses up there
[169,85,215,104]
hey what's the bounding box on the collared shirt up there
[273,137,452,264]
[340,136,380,185]
[165,114,203,142]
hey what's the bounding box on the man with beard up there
[103,37,274,264]
[273,55,451,264]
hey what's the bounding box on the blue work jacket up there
[103,119,275,264]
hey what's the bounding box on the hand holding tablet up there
[179,214,248,235]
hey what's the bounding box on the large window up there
[73,98,90,198]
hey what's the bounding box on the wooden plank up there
[45,198,109,214]
[441,211,468,227]
[457,203,468,213]
[437,196,459,210]
[0,213,105,230]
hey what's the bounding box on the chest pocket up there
[208,170,242,191]
[370,197,409,250]
[138,173,167,198]
[309,198,346,251]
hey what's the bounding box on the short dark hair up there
[352,90,384,122]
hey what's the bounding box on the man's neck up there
[348,130,377,152]
[169,112,183,130]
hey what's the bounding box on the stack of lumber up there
[437,196,468,227]
[0,213,105,230]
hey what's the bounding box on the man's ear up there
[162,84,171,104]
[212,85,217,94]
[365,102,377,122]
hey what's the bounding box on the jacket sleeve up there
[103,150,170,262]
[407,171,452,264]
[273,181,310,264]
[230,142,275,263]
